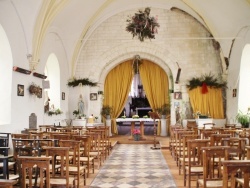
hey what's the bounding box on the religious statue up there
[44,91,50,113]
[78,94,84,115]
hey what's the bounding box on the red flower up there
[132,129,141,135]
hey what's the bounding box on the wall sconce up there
[175,62,181,84]
[33,72,47,79]
[13,66,31,75]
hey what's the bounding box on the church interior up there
[1,0,250,187]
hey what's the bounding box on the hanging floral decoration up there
[126,7,160,42]
[67,77,97,87]
[29,83,42,98]
[186,73,227,92]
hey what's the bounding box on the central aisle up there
[90,144,176,188]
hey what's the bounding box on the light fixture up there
[13,66,31,75]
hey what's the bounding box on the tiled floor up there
[90,144,176,188]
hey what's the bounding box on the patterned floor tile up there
[90,144,176,188]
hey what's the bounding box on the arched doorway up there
[103,59,170,135]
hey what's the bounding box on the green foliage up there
[101,105,113,116]
[73,110,79,116]
[186,73,227,90]
[236,111,250,128]
[155,103,171,115]
[126,7,160,42]
[67,77,97,87]
[47,109,63,116]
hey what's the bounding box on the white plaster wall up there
[226,27,250,123]
[39,32,70,125]
[0,1,42,134]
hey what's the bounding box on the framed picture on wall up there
[17,84,24,96]
[62,92,65,100]
[174,92,182,100]
[90,93,97,101]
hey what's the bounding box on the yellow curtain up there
[103,61,134,134]
[139,60,169,135]
[188,87,224,119]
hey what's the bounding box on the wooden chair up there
[169,125,183,158]
[221,137,247,160]
[178,134,199,175]
[224,124,236,129]
[50,132,71,140]
[59,140,86,187]
[222,160,250,188]
[184,139,210,187]
[200,129,218,139]
[28,131,44,139]
[172,128,189,162]
[86,132,102,169]
[175,130,195,167]
[197,146,230,188]
[210,134,231,146]
[0,147,19,181]
[73,135,95,177]
[203,123,216,129]
[17,156,51,188]
[45,147,74,188]
[0,179,17,188]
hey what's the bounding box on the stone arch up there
[98,42,178,91]
[98,48,177,90]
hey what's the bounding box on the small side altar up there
[116,118,159,140]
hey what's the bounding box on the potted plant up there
[101,105,113,119]
[73,110,79,118]
[236,111,250,128]
[156,103,170,119]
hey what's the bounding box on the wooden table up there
[116,118,158,140]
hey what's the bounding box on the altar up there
[116,118,158,140]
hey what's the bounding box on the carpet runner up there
[90,144,176,188]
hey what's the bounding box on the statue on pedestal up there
[78,94,84,115]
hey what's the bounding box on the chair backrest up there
[201,146,229,182]
[45,147,70,187]
[224,124,236,129]
[222,160,250,188]
[28,131,44,139]
[0,179,17,188]
[187,139,210,167]
[59,140,81,187]
[210,134,231,146]
[200,130,218,139]
[50,133,71,140]
[203,123,216,129]
[181,134,199,167]
[221,137,247,160]
[17,156,51,188]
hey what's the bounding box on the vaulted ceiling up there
[4,0,250,75]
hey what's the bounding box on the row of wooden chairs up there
[169,123,250,188]
[9,125,112,187]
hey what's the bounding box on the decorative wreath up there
[126,7,160,42]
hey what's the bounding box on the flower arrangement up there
[132,129,141,135]
[47,108,63,116]
[126,7,160,42]
[132,115,139,119]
